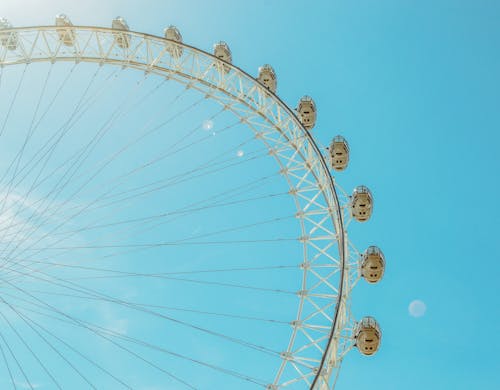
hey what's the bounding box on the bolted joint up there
[290,320,302,328]
[299,261,311,270]
[280,351,293,361]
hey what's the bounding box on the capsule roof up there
[164,25,182,41]
[55,14,72,25]
[331,135,349,150]
[112,17,129,31]
[0,17,12,29]
[353,185,372,197]
[214,41,230,48]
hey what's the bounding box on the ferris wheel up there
[0,14,386,389]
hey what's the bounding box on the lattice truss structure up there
[0,25,377,389]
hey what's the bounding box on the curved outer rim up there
[0,25,349,389]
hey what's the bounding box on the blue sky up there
[0,0,499,389]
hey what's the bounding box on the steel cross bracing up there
[0,26,360,389]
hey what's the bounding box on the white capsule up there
[329,135,349,171]
[112,17,130,49]
[213,41,232,72]
[360,246,385,284]
[297,96,317,130]
[354,316,381,356]
[0,18,18,50]
[55,14,75,46]
[164,25,183,58]
[257,64,277,93]
[350,185,373,222]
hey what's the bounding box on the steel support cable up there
[0,277,198,390]
[0,338,16,390]
[0,80,276,239]
[19,73,171,202]
[0,66,115,231]
[0,307,62,389]
[0,327,32,389]
[1,150,278,272]
[1,197,287,277]
[0,268,284,359]
[0,80,192,233]
[23,236,296,251]
[4,299,132,389]
[2,254,297,296]
[0,81,200,252]
[0,177,271,243]
[0,73,152,264]
[6,71,150,231]
[0,66,54,247]
[18,199,294,249]
[1,287,290,326]
[6,262,296,278]
[0,65,109,199]
[0,93,282,256]
[104,332,270,388]
[78,147,271,215]
[0,64,67,189]
[28,77,188,206]
[3,243,298,295]
[0,65,108,244]
[0,64,27,138]
[0,173,280,280]
[0,298,97,389]
[74,113,282,211]
[0,276,269,389]
[1,177,284,275]
[0,68,134,236]
[1,172,276,268]
[63,133,266,219]
[6,294,269,388]
[54,139,265,231]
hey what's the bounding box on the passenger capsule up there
[257,64,277,93]
[0,18,18,50]
[55,14,75,46]
[329,135,349,171]
[111,17,130,49]
[354,316,381,356]
[350,185,373,222]
[297,96,317,130]
[361,246,385,284]
[213,41,232,72]
[164,25,183,58]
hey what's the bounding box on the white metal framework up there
[0,23,377,389]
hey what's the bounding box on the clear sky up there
[0,0,499,389]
